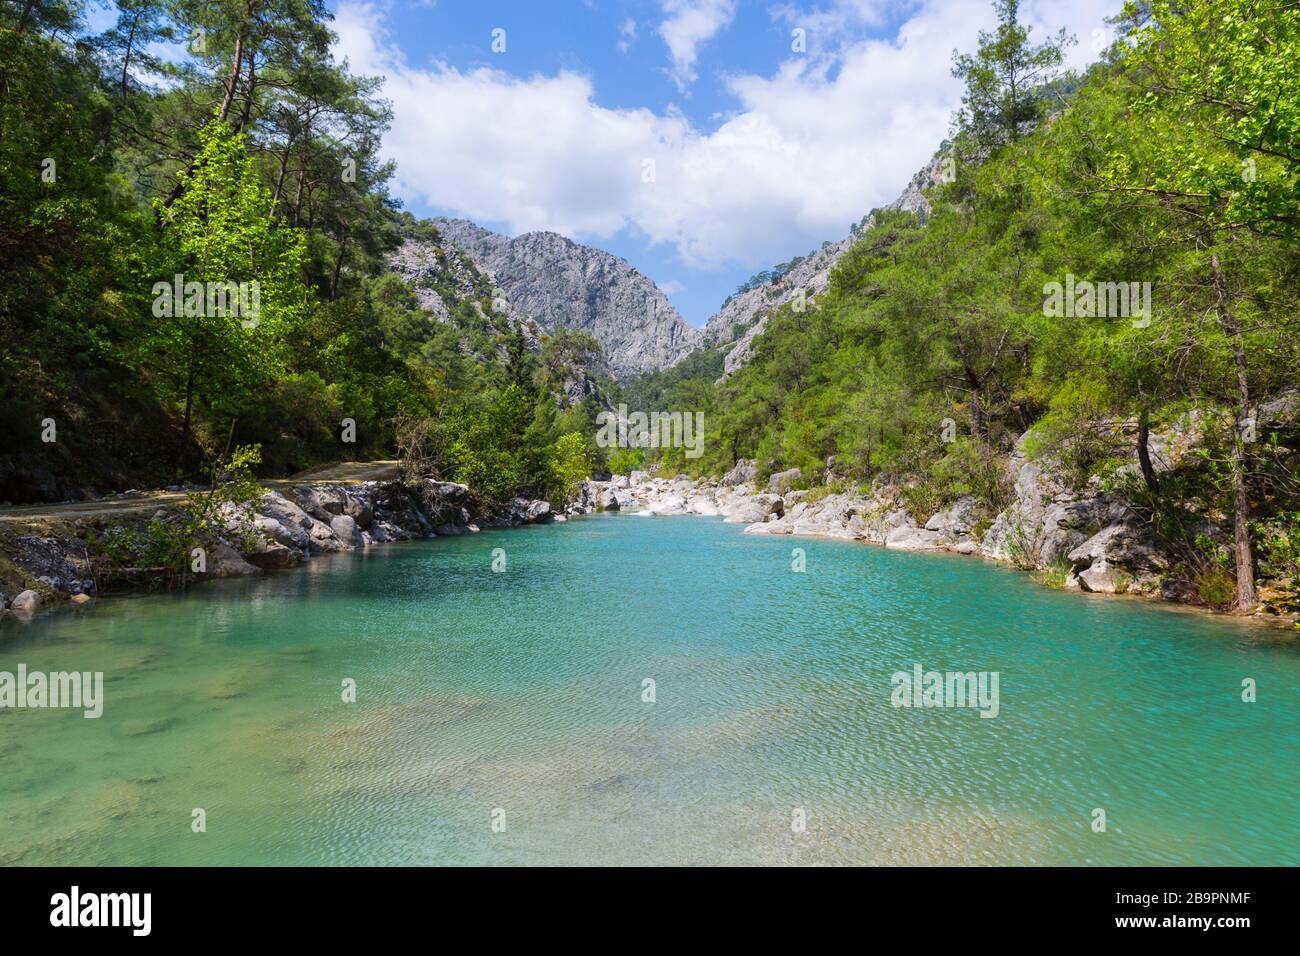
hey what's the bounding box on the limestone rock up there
[11,589,40,612]
[329,514,362,548]
[208,542,261,577]
[767,468,802,494]
[720,459,756,487]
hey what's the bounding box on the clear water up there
[2,514,1297,866]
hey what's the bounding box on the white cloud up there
[658,0,736,91]
[658,279,687,294]
[617,18,636,53]
[334,0,1116,271]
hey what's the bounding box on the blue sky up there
[339,2,1117,324]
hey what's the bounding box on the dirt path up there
[0,461,401,523]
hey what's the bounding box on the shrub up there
[1194,566,1236,607]
[1034,558,1073,589]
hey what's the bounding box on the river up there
[1,514,1296,865]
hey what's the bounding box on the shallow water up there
[1,514,1297,865]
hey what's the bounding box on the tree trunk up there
[1210,253,1257,612]
[182,359,196,471]
[953,333,987,443]
[216,32,245,123]
[1136,409,1160,494]
[237,43,257,132]
[329,227,348,301]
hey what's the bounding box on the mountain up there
[426,218,701,378]
[386,221,611,409]
[703,153,949,379]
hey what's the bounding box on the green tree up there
[951,0,1072,153]
[1098,0,1300,609]
[149,115,307,455]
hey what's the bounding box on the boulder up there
[69,593,92,605]
[11,589,41,612]
[294,486,347,520]
[568,480,600,515]
[243,540,301,570]
[208,541,261,577]
[744,520,791,535]
[342,493,374,528]
[860,508,917,544]
[368,519,411,543]
[503,498,552,525]
[253,514,309,551]
[420,480,473,526]
[885,525,946,551]
[721,493,784,524]
[422,480,470,505]
[721,459,757,487]
[649,494,687,515]
[1076,562,1130,594]
[925,497,980,536]
[1067,523,1167,574]
[767,468,802,494]
[260,491,314,533]
[329,514,362,548]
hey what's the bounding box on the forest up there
[1,0,596,509]
[623,0,1300,611]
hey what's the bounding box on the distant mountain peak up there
[424,217,701,378]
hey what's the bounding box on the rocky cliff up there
[386,224,610,410]
[426,218,701,378]
[703,152,949,379]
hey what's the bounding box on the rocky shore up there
[0,478,557,619]
[4,447,1295,627]
[572,450,1295,625]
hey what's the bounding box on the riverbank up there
[0,474,557,620]
[590,463,1299,630]
[4,457,1296,631]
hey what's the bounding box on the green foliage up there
[1253,512,1300,593]
[928,439,1007,508]
[647,0,1299,608]
[0,2,603,508]
[606,446,645,475]
[86,444,266,589]
[1034,558,1073,590]
[950,0,1072,151]
[148,117,308,437]
[547,432,595,504]
[1194,566,1237,608]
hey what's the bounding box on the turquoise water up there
[1,513,1297,866]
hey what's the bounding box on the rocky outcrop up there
[428,218,701,377]
[705,152,950,380]
[767,468,802,494]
